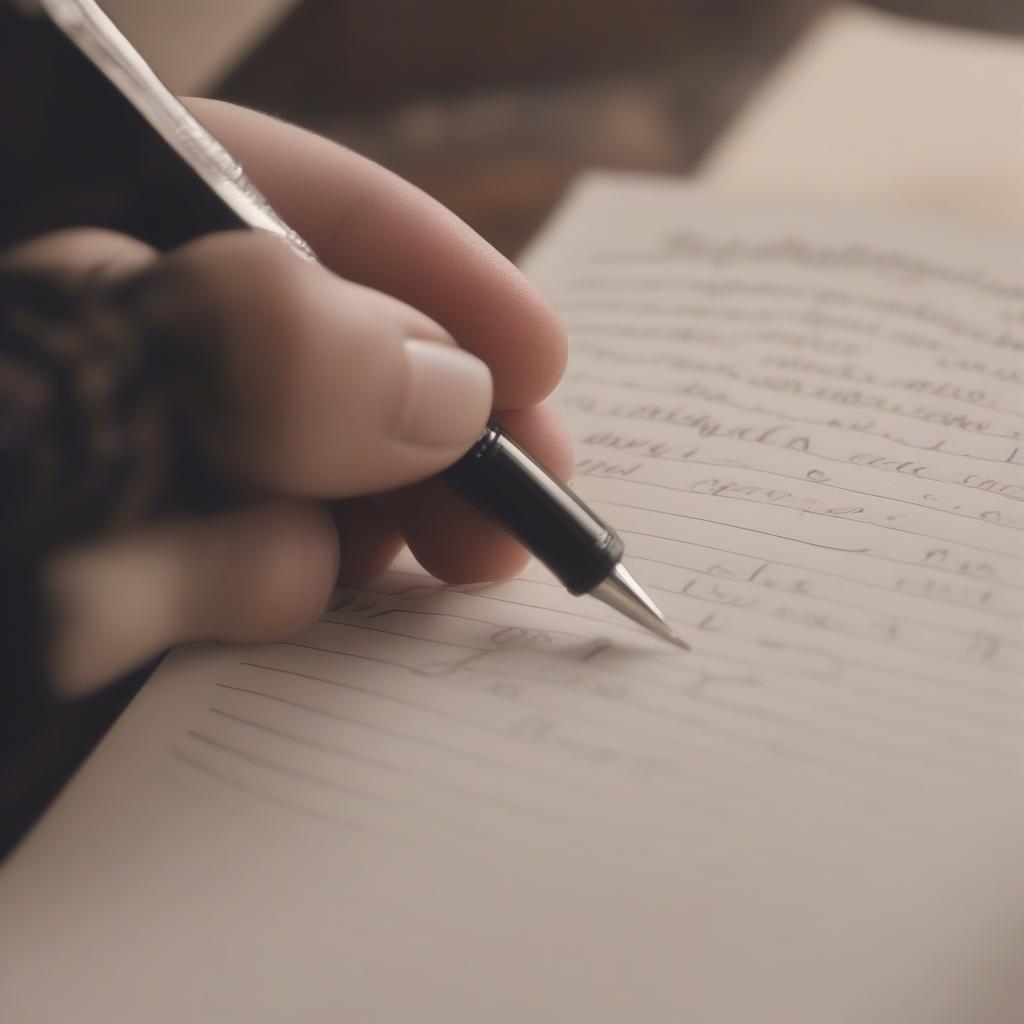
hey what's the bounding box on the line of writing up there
[678,589,1020,703]
[327,575,1021,700]
[573,395,1024,502]
[429,661,898,808]
[311,580,1021,786]
[438,640,1007,791]
[578,472,1024,576]
[567,320,882,357]
[359,571,1021,709]
[561,294,1022,372]
[367,562,1019,655]
[644,588,1021,720]
[330,587,1000,725]
[613,651,1018,764]
[623,551,1020,679]
[238,653,971,803]
[580,437,1024,523]
[566,329,1024,422]
[698,610,1014,690]
[298,616,1020,755]
[600,661,1011,784]
[563,278,1024,363]
[367,569,1020,679]
[561,301,889,327]
[421,662,796,781]
[218,674,792,832]
[595,506,1021,623]
[243,648,897,787]
[561,381,1023,469]
[565,318,907,365]
[565,274,1024,329]
[375,551,1022,649]
[664,565,1020,692]
[615,534,1022,648]
[236,661,815,802]
[567,368,1023,447]
[467,654,1009,788]
[321,616,802,680]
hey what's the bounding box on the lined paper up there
[2,175,1023,1023]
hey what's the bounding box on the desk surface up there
[3,0,1022,857]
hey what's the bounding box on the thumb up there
[147,231,493,498]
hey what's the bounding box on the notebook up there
[1,171,1022,1021]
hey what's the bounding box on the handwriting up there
[163,183,1024,861]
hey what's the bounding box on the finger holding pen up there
[4,104,574,698]
[184,99,575,583]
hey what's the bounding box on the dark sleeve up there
[0,264,241,745]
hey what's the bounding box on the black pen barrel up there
[441,423,623,595]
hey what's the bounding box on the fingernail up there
[395,339,492,446]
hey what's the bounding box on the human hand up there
[1,99,572,700]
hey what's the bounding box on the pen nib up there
[663,630,691,651]
[589,564,690,650]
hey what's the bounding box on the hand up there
[3,99,572,699]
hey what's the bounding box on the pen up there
[37,0,688,648]
[443,425,687,646]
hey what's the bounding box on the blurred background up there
[4,0,1023,854]
[104,0,1024,256]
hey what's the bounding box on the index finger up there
[185,98,567,412]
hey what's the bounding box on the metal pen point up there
[442,425,689,649]
[590,563,690,649]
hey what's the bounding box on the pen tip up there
[589,563,691,651]
[667,631,691,651]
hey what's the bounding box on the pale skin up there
[6,99,573,698]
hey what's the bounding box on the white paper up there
[700,5,1024,232]
[2,176,1023,1022]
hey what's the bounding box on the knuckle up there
[176,231,310,346]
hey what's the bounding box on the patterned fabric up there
[0,264,238,734]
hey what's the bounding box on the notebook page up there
[2,175,1023,1022]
